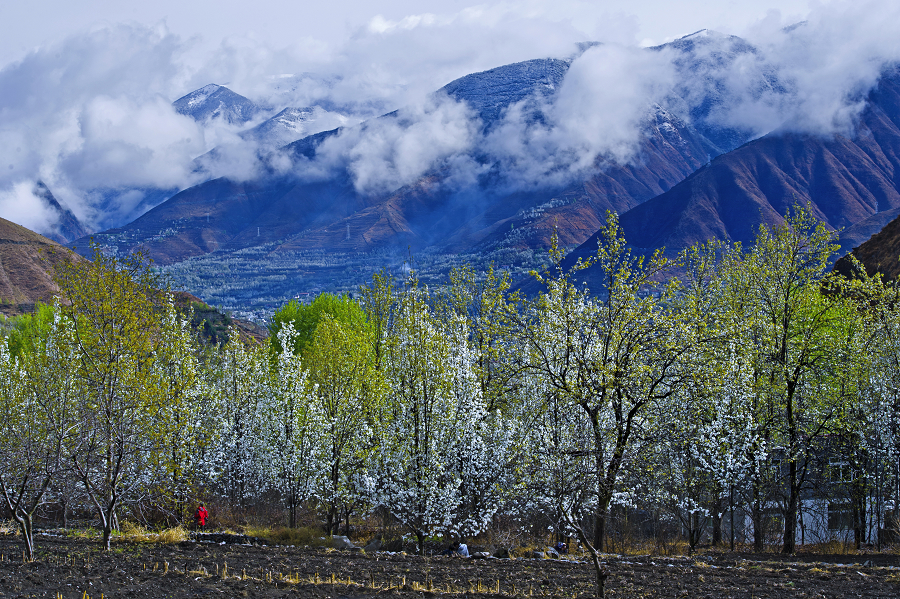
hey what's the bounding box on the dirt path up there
[0,535,898,598]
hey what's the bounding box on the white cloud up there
[0,181,59,235]
[3,1,900,240]
[692,1,900,137]
[0,23,211,232]
[314,94,481,195]
[479,43,676,189]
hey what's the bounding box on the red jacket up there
[195,505,208,526]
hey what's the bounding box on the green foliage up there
[4,302,57,358]
[269,293,369,356]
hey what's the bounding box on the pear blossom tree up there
[443,320,520,539]
[519,213,693,598]
[0,308,78,561]
[256,323,324,528]
[148,298,213,523]
[373,283,486,554]
[212,331,271,507]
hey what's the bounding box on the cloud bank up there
[2,1,900,239]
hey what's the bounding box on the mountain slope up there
[0,217,81,313]
[561,67,900,276]
[78,52,734,266]
[834,208,900,280]
[71,33,811,309]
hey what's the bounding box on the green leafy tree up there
[305,313,384,533]
[269,293,368,356]
[55,248,168,550]
[725,206,867,553]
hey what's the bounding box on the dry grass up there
[801,540,857,555]
[0,521,17,536]
[113,523,188,544]
[155,526,189,543]
[243,525,330,547]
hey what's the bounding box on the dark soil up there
[1,534,898,598]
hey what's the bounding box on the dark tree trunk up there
[594,511,606,553]
[729,486,736,551]
[711,497,723,546]
[783,460,798,554]
[752,495,764,552]
[288,492,297,529]
[327,509,336,536]
[416,530,426,556]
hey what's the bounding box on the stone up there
[363,538,382,552]
[331,535,358,550]
[493,547,511,559]
[530,550,545,559]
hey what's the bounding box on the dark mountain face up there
[834,208,900,281]
[559,68,900,287]
[78,102,718,266]
[33,181,90,244]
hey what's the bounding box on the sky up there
[2,0,899,238]
[0,0,815,68]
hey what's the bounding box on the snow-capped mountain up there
[440,58,571,124]
[75,45,742,266]
[173,84,264,125]
[69,28,900,307]
[657,29,786,155]
[240,106,353,148]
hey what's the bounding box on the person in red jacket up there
[195,504,208,528]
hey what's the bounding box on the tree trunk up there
[752,496,763,552]
[288,492,297,529]
[594,511,606,553]
[853,493,866,549]
[102,522,113,551]
[729,486,736,552]
[570,519,607,598]
[688,511,700,554]
[589,549,607,598]
[711,498,723,546]
[416,530,426,557]
[783,460,798,554]
[13,513,35,562]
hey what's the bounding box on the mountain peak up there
[173,84,263,125]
